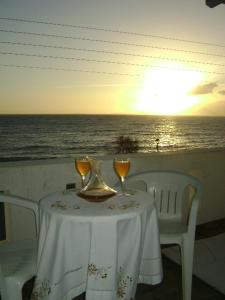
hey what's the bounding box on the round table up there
[32,190,163,300]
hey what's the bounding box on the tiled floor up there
[71,254,225,300]
[22,218,225,300]
[134,255,225,300]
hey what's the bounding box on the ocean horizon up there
[1,114,225,162]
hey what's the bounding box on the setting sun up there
[135,63,203,115]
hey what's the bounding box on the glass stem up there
[120,176,125,194]
[81,175,85,187]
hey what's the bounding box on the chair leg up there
[180,238,194,300]
[4,279,23,300]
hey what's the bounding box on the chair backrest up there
[0,192,39,236]
[0,192,39,300]
[126,171,202,224]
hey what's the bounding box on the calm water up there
[0,114,225,162]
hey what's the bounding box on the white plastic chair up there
[125,170,203,300]
[0,192,39,300]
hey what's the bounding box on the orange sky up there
[1,0,225,116]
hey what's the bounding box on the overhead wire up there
[1,29,225,59]
[0,63,140,77]
[1,40,225,59]
[0,18,225,78]
[1,17,225,48]
[1,50,225,69]
[1,62,225,76]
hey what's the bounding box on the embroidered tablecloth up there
[32,190,163,300]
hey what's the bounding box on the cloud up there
[192,99,225,116]
[218,90,225,95]
[188,82,218,95]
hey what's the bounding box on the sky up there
[0,0,225,116]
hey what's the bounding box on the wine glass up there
[75,156,91,188]
[113,158,130,195]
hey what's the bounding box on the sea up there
[0,114,225,162]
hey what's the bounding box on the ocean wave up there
[1,115,225,162]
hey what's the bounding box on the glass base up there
[117,189,136,196]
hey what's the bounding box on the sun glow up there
[135,63,203,115]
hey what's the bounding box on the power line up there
[1,41,225,63]
[0,28,188,49]
[1,30,225,59]
[1,50,225,69]
[1,23,225,78]
[0,50,149,67]
[0,28,171,48]
[1,16,225,49]
[0,63,139,76]
[1,63,225,76]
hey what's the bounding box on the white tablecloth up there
[32,190,163,300]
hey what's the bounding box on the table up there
[32,190,163,300]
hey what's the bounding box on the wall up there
[0,149,225,241]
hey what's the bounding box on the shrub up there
[114,135,139,154]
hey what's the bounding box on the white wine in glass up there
[75,157,91,188]
[114,158,130,195]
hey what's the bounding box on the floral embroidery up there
[51,201,68,209]
[73,205,80,209]
[31,279,51,299]
[119,201,140,210]
[108,200,140,210]
[51,200,80,210]
[117,267,133,299]
[88,263,111,279]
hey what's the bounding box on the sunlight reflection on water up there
[0,115,225,161]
